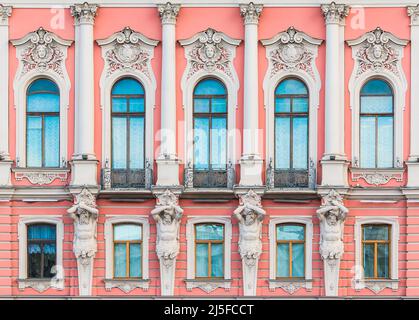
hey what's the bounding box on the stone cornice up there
[0,4,11,26]
[158,2,180,25]
[408,4,419,26]
[240,2,263,25]
[70,2,98,25]
[321,2,349,24]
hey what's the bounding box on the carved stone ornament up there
[18,278,64,293]
[185,280,231,293]
[317,189,348,296]
[240,2,263,25]
[179,28,241,81]
[151,189,183,295]
[268,279,312,294]
[321,2,349,24]
[0,5,12,26]
[104,279,150,293]
[157,2,180,24]
[354,279,398,294]
[14,170,68,185]
[408,5,419,26]
[11,27,73,80]
[97,27,159,80]
[70,2,98,25]
[67,188,99,296]
[262,27,322,81]
[347,27,408,80]
[351,170,403,186]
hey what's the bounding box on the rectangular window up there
[113,224,142,278]
[195,224,224,278]
[362,224,390,279]
[276,224,305,278]
[27,224,56,278]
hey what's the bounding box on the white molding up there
[11,28,72,168]
[18,216,64,291]
[353,216,399,293]
[347,28,408,169]
[180,28,241,168]
[97,27,158,170]
[350,168,404,186]
[268,216,313,287]
[186,216,232,287]
[104,215,150,287]
[262,27,322,178]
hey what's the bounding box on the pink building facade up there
[0,0,418,298]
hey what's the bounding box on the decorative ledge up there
[18,278,64,293]
[13,168,69,185]
[350,168,404,186]
[104,279,150,293]
[268,279,313,295]
[185,279,232,293]
[354,279,399,294]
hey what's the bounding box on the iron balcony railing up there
[184,161,235,189]
[101,160,152,190]
[266,159,316,189]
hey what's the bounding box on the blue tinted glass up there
[129,98,145,113]
[275,117,290,169]
[28,224,56,240]
[211,117,227,170]
[363,225,389,241]
[212,98,227,113]
[112,117,127,169]
[196,224,224,240]
[26,116,42,167]
[44,116,60,167]
[194,79,226,95]
[194,117,209,170]
[114,224,142,241]
[112,97,128,113]
[360,116,376,168]
[277,224,305,241]
[377,116,393,168]
[275,98,291,113]
[27,79,59,113]
[361,79,392,95]
[377,244,389,278]
[292,117,308,169]
[112,78,144,95]
[130,243,142,278]
[361,96,393,114]
[292,243,305,277]
[196,243,209,277]
[275,79,308,95]
[27,79,59,94]
[211,243,224,277]
[194,98,210,113]
[114,243,127,277]
[293,98,309,113]
[277,243,289,277]
[129,117,145,169]
[363,243,374,278]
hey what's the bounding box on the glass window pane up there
[377,243,389,278]
[292,98,309,113]
[292,117,308,169]
[292,243,305,277]
[112,117,127,169]
[129,243,142,278]
[277,224,305,241]
[28,224,56,240]
[363,225,389,241]
[211,117,227,170]
[277,243,290,277]
[194,79,226,95]
[44,116,60,167]
[194,98,210,113]
[196,224,224,240]
[275,98,291,113]
[360,116,376,168]
[43,243,56,278]
[112,78,144,95]
[275,117,290,169]
[377,116,393,168]
[114,224,142,241]
[26,116,42,167]
[112,97,128,113]
[27,79,59,94]
[212,98,227,113]
[361,79,392,95]
[129,98,145,113]
[28,244,42,278]
[194,117,209,170]
[361,96,393,114]
[129,117,145,169]
[27,93,60,113]
[114,243,127,277]
[211,243,224,277]
[196,243,209,277]
[276,79,308,95]
[363,243,375,278]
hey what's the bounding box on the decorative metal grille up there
[101,160,153,190]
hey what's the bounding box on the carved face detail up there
[372,44,383,59]
[243,208,256,225]
[36,45,48,59]
[79,210,90,224]
[162,210,173,224]
[326,212,338,226]
[205,44,216,59]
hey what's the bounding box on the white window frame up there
[354,216,399,293]
[185,216,232,293]
[104,216,150,293]
[268,216,313,294]
[18,216,64,292]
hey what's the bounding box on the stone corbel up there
[18,278,64,293]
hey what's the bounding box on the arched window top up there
[275,78,308,96]
[194,78,226,96]
[361,79,393,96]
[27,78,59,113]
[27,78,59,95]
[112,78,144,95]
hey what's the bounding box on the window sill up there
[13,167,69,185]
[268,278,313,295]
[354,278,399,294]
[350,168,404,186]
[185,278,232,293]
[104,278,150,293]
[18,278,64,293]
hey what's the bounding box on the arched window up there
[360,79,394,168]
[26,79,60,167]
[274,78,309,187]
[193,78,227,188]
[111,78,145,188]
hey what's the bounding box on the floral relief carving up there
[185,280,231,293]
[104,279,149,293]
[351,170,403,186]
[14,170,68,185]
